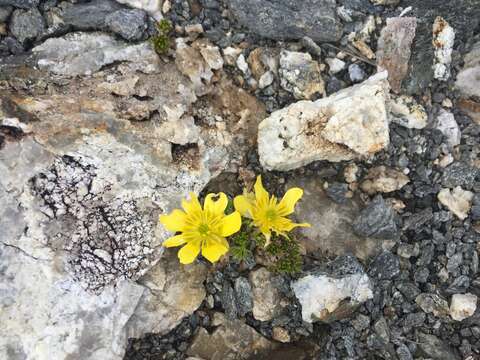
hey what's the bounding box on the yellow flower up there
[159,192,241,264]
[233,175,310,246]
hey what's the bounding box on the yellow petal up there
[202,238,229,263]
[233,195,253,218]
[182,192,202,214]
[278,188,303,216]
[204,192,228,216]
[261,228,272,247]
[220,211,242,237]
[254,175,270,206]
[275,217,311,232]
[159,209,187,232]
[178,239,201,264]
[163,234,186,248]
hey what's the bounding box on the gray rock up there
[435,109,460,148]
[9,7,45,44]
[0,5,12,22]
[0,0,38,8]
[226,0,342,42]
[292,256,373,323]
[353,196,399,239]
[368,251,400,280]
[300,36,322,57]
[288,176,383,260]
[105,9,148,41]
[61,0,122,31]
[348,63,366,83]
[417,332,460,360]
[279,50,324,100]
[249,267,286,321]
[456,41,480,98]
[441,162,479,189]
[325,182,350,204]
[396,282,420,301]
[32,32,160,76]
[234,277,253,317]
[415,293,450,317]
[221,282,238,320]
[396,344,413,360]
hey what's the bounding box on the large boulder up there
[258,72,390,171]
[0,41,264,359]
[226,0,342,43]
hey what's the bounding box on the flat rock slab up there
[226,0,342,42]
[287,176,383,260]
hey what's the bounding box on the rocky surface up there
[227,0,342,42]
[2,0,480,359]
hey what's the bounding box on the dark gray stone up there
[61,0,122,31]
[300,36,322,58]
[417,332,460,360]
[221,282,237,320]
[396,343,413,360]
[446,275,470,294]
[369,251,400,280]
[227,0,342,42]
[396,282,420,301]
[234,277,253,317]
[0,0,38,8]
[105,9,148,41]
[353,196,399,239]
[402,0,480,94]
[9,7,45,44]
[441,162,479,190]
[0,5,13,22]
[325,182,350,204]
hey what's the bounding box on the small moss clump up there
[151,19,173,54]
[230,220,302,274]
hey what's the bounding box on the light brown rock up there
[360,166,410,195]
[249,268,286,321]
[438,187,474,220]
[377,17,417,93]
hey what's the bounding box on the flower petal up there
[233,195,253,218]
[204,192,228,216]
[275,217,311,232]
[220,211,242,237]
[254,175,270,206]
[163,234,186,248]
[159,209,187,232]
[261,227,272,247]
[182,192,202,214]
[202,238,229,263]
[178,239,201,264]
[278,188,304,216]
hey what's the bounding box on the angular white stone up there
[432,16,455,81]
[258,72,390,171]
[435,109,461,148]
[116,0,163,20]
[389,95,428,129]
[450,293,477,321]
[438,187,474,220]
[292,273,373,323]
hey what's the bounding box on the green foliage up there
[265,234,302,275]
[151,20,173,54]
[230,221,302,274]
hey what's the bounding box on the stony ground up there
[1,0,480,360]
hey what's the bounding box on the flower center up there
[265,208,277,221]
[198,223,210,236]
